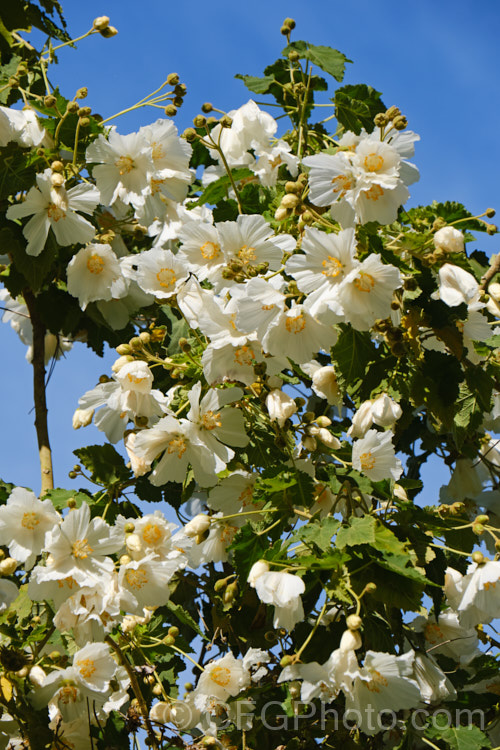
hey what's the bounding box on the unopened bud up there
[385,106,401,120]
[66,497,76,509]
[283,17,296,29]
[285,181,300,193]
[193,115,207,128]
[183,128,198,142]
[68,471,77,479]
[274,207,290,221]
[301,210,314,224]
[129,336,142,349]
[49,650,62,661]
[50,172,65,188]
[288,50,300,62]
[486,224,497,235]
[0,558,17,576]
[163,635,175,647]
[303,436,317,451]
[139,331,151,345]
[346,614,362,630]
[51,160,64,172]
[164,105,177,117]
[374,112,389,127]
[472,523,485,535]
[76,87,88,99]
[220,114,233,128]
[184,514,211,538]
[281,193,300,209]
[173,96,184,108]
[168,626,179,637]
[167,73,180,86]
[201,102,213,113]
[178,337,191,352]
[486,208,496,218]
[152,683,163,696]
[124,522,135,533]
[280,655,294,667]
[93,16,110,30]
[78,106,91,117]
[471,551,485,565]
[392,115,408,130]
[66,101,79,114]
[99,25,118,38]
[475,514,490,525]
[43,95,57,108]
[174,84,187,97]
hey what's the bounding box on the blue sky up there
[1,0,498,494]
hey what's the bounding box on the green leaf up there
[166,601,205,638]
[230,524,269,582]
[5,225,58,292]
[334,84,385,134]
[332,325,378,388]
[336,516,376,548]
[235,74,275,94]
[290,517,340,551]
[73,444,132,489]
[188,168,253,207]
[283,41,351,82]
[0,141,40,200]
[426,715,491,750]
[44,488,89,511]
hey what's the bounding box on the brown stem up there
[23,289,54,494]
[479,254,500,291]
[104,634,159,750]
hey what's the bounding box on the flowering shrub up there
[0,6,499,750]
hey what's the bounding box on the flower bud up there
[119,554,132,565]
[339,628,362,651]
[43,95,57,108]
[72,407,94,429]
[76,87,88,99]
[274,207,290,221]
[66,101,79,114]
[167,73,180,85]
[164,105,177,117]
[201,102,213,113]
[486,208,496,218]
[79,116,90,128]
[163,635,175,647]
[288,50,300,62]
[392,115,408,130]
[0,558,18,576]
[475,514,490,525]
[193,115,207,128]
[66,497,76,509]
[174,84,187,96]
[183,128,198,142]
[173,96,184,108]
[184,514,211,538]
[152,684,163,696]
[303,436,317,451]
[315,428,341,450]
[139,331,151,345]
[346,614,362,630]
[281,193,300,209]
[280,655,294,667]
[283,17,296,29]
[248,560,270,586]
[373,112,389,127]
[472,523,485,535]
[168,626,179,637]
[124,522,135,534]
[316,415,332,428]
[99,25,118,38]
[486,224,497,235]
[385,105,401,120]
[93,16,110,30]
[266,389,298,427]
[220,114,233,128]
[51,160,64,172]
[78,106,91,117]
[471,550,485,565]
[285,181,300,193]
[433,226,464,254]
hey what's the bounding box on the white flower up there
[412,652,457,703]
[0,106,48,147]
[207,471,261,526]
[266,389,297,427]
[53,574,120,645]
[434,226,465,254]
[0,487,60,570]
[125,247,189,298]
[6,169,99,256]
[0,580,18,613]
[72,407,94,429]
[177,221,224,283]
[453,560,500,628]
[253,570,305,631]
[86,128,154,208]
[247,560,270,586]
[345,651,420,735]
[339,254,402,330]
[195,652,250,706]
[349,393,402,438]
[435,263,480,308]
[66,243,128,310]
[38,502,122,586]
[217,214,292,279]
[352,429,403,481]
[187,382,249,464]
[263,303,337,364]
[184,514,211,538]
[119,554,178,614]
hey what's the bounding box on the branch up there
[479,253,500,291]
[23,289,54,494]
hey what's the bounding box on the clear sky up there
[1,0,498,495]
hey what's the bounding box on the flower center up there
[200,241,221,260]
[72,538,93,559]
[210,666,232,687]
[21,512,40,529]
[201,410,222,430]
[76,658,96,680]
[331,174,354,196]
[167,436,187,458]
[156,267,177,290]
[86,253,105,275]
[234,345,254,366]
[353,273,375,293]
[142,523,163,546]
[364,184,384,201]
[237,245,257,265]
[47,203,66,222]
[238,486,254,506]
[424,623,444,644]
[285,314,306,334]
[125,568,149,590]
[126,373,147,385]
[363,153,384,172]
[150,177,163,195]
[115,155,135,175]
[484,581,497,591]
[322,256,343,278]
[59,685,79,704]
[151,141,165,161]
[366,669,388,693]
[359,452,376,471]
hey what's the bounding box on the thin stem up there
[23,289,54,494]
[295,599,328,660]
[104,634,160,750]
